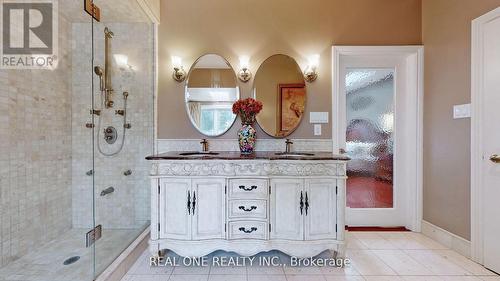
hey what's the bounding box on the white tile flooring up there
[121,232,500,281]
[0,228,141,281]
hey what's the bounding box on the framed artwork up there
[277,83,306,135]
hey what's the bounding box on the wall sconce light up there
[172,56,186,82]
[238,56,252,83]
[303,54,319,83]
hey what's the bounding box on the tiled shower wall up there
[71,22,154,229]
[0,14,73,267]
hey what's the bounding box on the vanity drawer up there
[228,179,268,199]
[228,199,267,219]
[228,221,268,240]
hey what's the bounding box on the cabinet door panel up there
[270,179,304,240]
[159,178,191,240]
[305,179,337,240]
[192,179,226,240]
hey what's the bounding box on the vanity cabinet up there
[270,179,337,241]
[159,178,225,240]
[148,156,348,258]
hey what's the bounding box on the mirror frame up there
[252,54,307,138]
[184,53,240,137]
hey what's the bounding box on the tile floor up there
[0,228,143,281]
[121,232,500,281]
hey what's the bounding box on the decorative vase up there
[238,123,257,154]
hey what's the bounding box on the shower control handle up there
[100,187,114,197]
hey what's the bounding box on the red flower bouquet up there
[232,98,263,125]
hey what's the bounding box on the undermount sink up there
[274,152,315,157]
[179,151,220,156]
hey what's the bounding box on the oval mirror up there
[185,54,239,136]
[253,54,306,138]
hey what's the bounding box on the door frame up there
[470,7,500,264]
[331,46,424,231]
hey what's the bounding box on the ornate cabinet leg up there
[336,243,346,259]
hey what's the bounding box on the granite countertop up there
[145,151,350,161]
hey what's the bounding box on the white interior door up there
[472,8,500,273]
[333,47,423,229]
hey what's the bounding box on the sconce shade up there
[171,56,186,82]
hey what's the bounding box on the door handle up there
[299,191,304,215]
[305,192,309,216]
[187,191,191,215]
[490,154,500,163]
[191,191,196,215]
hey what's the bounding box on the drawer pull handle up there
[238,206,257,212]
[239,227,257,233]
[239,185,257,191]
[192,191,196,215]
[300,191,304,215]
[187,192,191,215]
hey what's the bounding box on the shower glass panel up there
[0,1,95,280]
[345,69,395,209]
[90,0,154,275]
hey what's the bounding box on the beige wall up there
[157,0,422,139]
[422,0,500,240]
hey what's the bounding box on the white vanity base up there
[148,158,348,259]
[150,239,345,258]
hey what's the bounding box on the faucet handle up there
[200,139,209,152]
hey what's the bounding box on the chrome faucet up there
[285,139,293,153]
[200,139,209,152]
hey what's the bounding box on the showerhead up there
[94,66,103,77]
[104,27,114,38]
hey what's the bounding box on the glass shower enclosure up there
[0,0,154,280]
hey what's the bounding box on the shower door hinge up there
[90,109,101,116]
[86,224,102,248]
[84,0,101,22]
[158,223,160,232]
[336,186,338,195]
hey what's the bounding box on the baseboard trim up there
[346,226,410,232]
[421,220,471,258]
[95,227,150,281]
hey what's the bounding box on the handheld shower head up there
[94,66,105,91]
[94,66,103,76]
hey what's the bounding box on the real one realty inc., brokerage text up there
[150,256,351,268]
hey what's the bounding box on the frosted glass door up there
[345,69,394,209]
